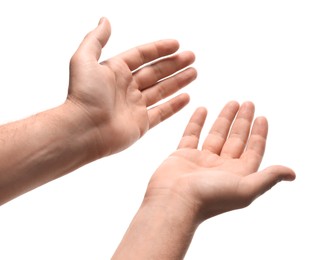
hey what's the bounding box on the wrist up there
[113,189,200,259]
[144,173,208,226]
[143,186,202,228]
[60,100,106,161]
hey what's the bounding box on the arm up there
[112,101,296,259]
[0,17,197,205]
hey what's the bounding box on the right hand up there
[145,101,296,223]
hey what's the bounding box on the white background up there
[0,0,316,259]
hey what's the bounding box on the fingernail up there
[98,17,105,26]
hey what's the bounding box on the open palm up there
[147,101,296,222]
[67,18,196,155]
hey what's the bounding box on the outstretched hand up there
[146,101,296,222]
[67,17,196,156]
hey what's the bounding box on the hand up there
[66,17,196,156]
[145,101,296,223]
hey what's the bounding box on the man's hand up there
[146,101,296,222]
[67,17,197,156]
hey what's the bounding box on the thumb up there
[74,17,111,62]
[243,165,296,200]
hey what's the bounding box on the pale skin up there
[112,101,296,259]
[0,16,295,259]
[0,17,197,205]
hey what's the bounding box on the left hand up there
[67,17,197,156]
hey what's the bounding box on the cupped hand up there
[146,101,296,222]
[67,17,196,156]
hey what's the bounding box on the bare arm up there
[0,17,197,205]
[112,101,296,259]
[0,103,100,204]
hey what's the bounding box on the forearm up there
[112,194,199,260]
[0,101,101,204]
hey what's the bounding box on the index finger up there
[115,39,180,71]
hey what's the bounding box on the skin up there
[0,16,295,259]
[112,101,296,259]
[0,17,197,205]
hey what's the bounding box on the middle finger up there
[133,51,195,91]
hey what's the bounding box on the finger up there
[133,51,196,91]
[220,101,255,158]
[116,39,180,71]
[148,93,190,129]
[73,17,111,62]
[239,165,296,206]
[241,116,268,172]
[177,107,208,149]
[202,101,240,154]
[143,67,197,107]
